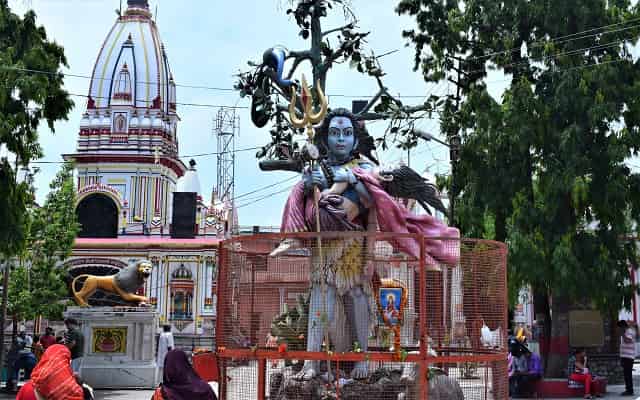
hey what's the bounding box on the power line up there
[65,91,249,110]
[232,175,298,202]
[466,35,637,76]
[1,65,446,100]
[484,57,631,85]
[0,65,236,92]
[236,185,295,209]
[469,18,640,61]
[180,146,261,158]
[29,145,263,164]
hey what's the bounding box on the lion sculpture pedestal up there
[63,306,159,389]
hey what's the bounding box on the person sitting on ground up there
[568,348,601,399]
[152,349,216,400]
[16,344,87,400]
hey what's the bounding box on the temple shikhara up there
[62,0,228,340]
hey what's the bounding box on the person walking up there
[618,320,637,396]
[157,325,174,380]
[152,349,216,400]
[63,318,84,377]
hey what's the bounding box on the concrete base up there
[64,306,159,389]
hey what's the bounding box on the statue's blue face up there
[327,116,355,160]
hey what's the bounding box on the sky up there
[8,0,508,227]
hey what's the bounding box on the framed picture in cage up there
[376,279,408,327]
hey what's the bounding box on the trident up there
[288,75,332,364]
[288,74,328,142]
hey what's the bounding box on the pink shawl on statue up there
[278,168,460,267]
[353,168,460,266]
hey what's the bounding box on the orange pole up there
[215,243,227,399]
[419,236,428,400]
[257,359,266,400]
[336,360,340,400]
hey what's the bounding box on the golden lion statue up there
[72,260,152,307]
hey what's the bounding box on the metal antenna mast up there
[214,107,239,234]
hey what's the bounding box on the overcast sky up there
[9,0,509,227]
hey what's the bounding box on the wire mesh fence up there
[215,232,507,400]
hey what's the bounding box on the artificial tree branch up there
[319,33,370,74]
[309,7,325,90]
[322,21,356,37]
[357,89,385,115]
[286,51,313,80]
[359,104,430,121]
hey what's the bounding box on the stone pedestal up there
[63,306,158,389]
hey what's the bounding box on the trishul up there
[288,75,328,141]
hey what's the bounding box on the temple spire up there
[127,0,149,9]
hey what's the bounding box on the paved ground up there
[0,373,636,399]
[0,384,639,399]
[0,389,153,400]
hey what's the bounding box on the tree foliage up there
[235,0,436,160]
[0,0,73,258]
[398,0,640,354]
[8,164,79,321]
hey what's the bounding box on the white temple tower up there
[65,0,185,237]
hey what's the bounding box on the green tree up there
[0,0,73,258]
[8,164,80,325]
[398,0,640,375]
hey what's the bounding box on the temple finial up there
[127,0,149,9]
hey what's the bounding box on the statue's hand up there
[333,167,357,184]
[303,165,328,191]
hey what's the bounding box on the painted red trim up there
[538,336,569,355]
[113,93,132,101]
[68,154,186,177]
[217,348,505,364]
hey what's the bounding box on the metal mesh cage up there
[215,232,507,400]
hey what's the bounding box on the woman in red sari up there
[16,344,84,400]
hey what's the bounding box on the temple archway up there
[77,194,119,238]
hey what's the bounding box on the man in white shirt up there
[618,320,636,396]
[157,324,174,382]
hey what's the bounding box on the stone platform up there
[63,306,159,389]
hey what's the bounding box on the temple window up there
[113,63,132,101]
[169,263,194,322]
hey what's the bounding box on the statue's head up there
[136,260,152,279]
[315,108,378,164]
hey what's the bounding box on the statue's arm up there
[303,164,328,192]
